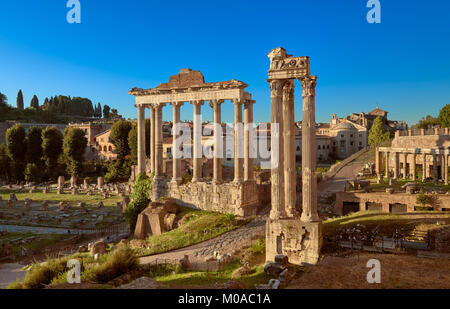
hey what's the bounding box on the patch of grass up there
[135,208,250,257]
[9,245,138,289]
[0,232,72,258]
[151,260,270,288]
[0,189,122,207]
[323,210,450,237]
[83,245,138,283]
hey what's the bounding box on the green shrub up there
[24,163,41,183]
[416,189,431,206]
[83,245,138,283]
[247,238,266,255]
[9,256,70,289]
[125,173,152,231]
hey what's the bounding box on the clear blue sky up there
[0,0,449,125]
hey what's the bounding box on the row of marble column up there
[376,150,449,184]
[136,99,256,185]
[268,75,319,222]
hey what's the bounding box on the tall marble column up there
[154,104,165,178]
[233,99,243,183]
[402,153,408,179]
[171,101,183,184]
[411,153,417,181]
[444,154,449,185]
[432,154,438,182]
[137,105,146,175]
[282,80,297,217]
[192,100,204,182]
[150,105,156,174]
[268,80,286,220]
[244,100,255,182]
[385,152,390,178]
[299,75,320,223]
[393,152,399,179]
[211,99,224,184]
[375,148,382,175]
[423,153,427,180]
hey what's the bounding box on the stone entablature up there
[334,191,450,215]
[392,130,450,149]
[152,179,260,217]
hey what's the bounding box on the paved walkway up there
[0,263,25,289]
[138,216,267,265]
[0,224,100,235]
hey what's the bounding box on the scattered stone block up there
[90,240,107,256]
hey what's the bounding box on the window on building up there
[318,145,321,150]
[341,134,344,138]
[359,141,362,146]
[350,141,354,146]
[108,146,112,152]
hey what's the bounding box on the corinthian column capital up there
[171,101,184,108]
[299,75,318,97]
[208,99,224,109]
[191,100,204,107]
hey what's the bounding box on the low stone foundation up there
[266,219,322,265]
[152,178,261,217]
[335,191,450,216]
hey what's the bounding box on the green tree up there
[0,92,7,107]
[63,127,88,177]
[42,127,63,180]
[24,163,41,183]
[110,120,132,161]
[368,116,391,147]
[26,127,43,166]
[0,144,11,181]
[415,115,440,130]
[17,90,24,110]
[103,105,110,119]
[438,104,450,128]
[125,173,152,232]
[128,124,138,164]
[30,95,39,110]
[5,124,27,181]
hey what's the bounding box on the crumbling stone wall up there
[334,191,450,216]
[154,179,262,217]
[435,226,450,253]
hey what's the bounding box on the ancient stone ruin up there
[265,47,322,265]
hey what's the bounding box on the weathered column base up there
[266,218,322,266]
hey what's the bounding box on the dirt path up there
[288,252,450,289]
[138,216,266,265]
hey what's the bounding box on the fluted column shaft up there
[432,154,438,181]
[268,80,285,219]
[233,99,243,183]
[171,102,183,184]
[411,153,416,180]
[283,80,297,217]
[150,105,156,174]
[154,104,164,178]
[244,100,255,181]
[445,154,449,185]
[402,153,408,179]
[192,101,204,182]
[385,152,390,178]
[300,75,319,222]
[211,100,223,184]
[393,152,399,179]
[423,153,427,180]
[137,105,146,175]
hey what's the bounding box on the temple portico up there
[129,69,259,215]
